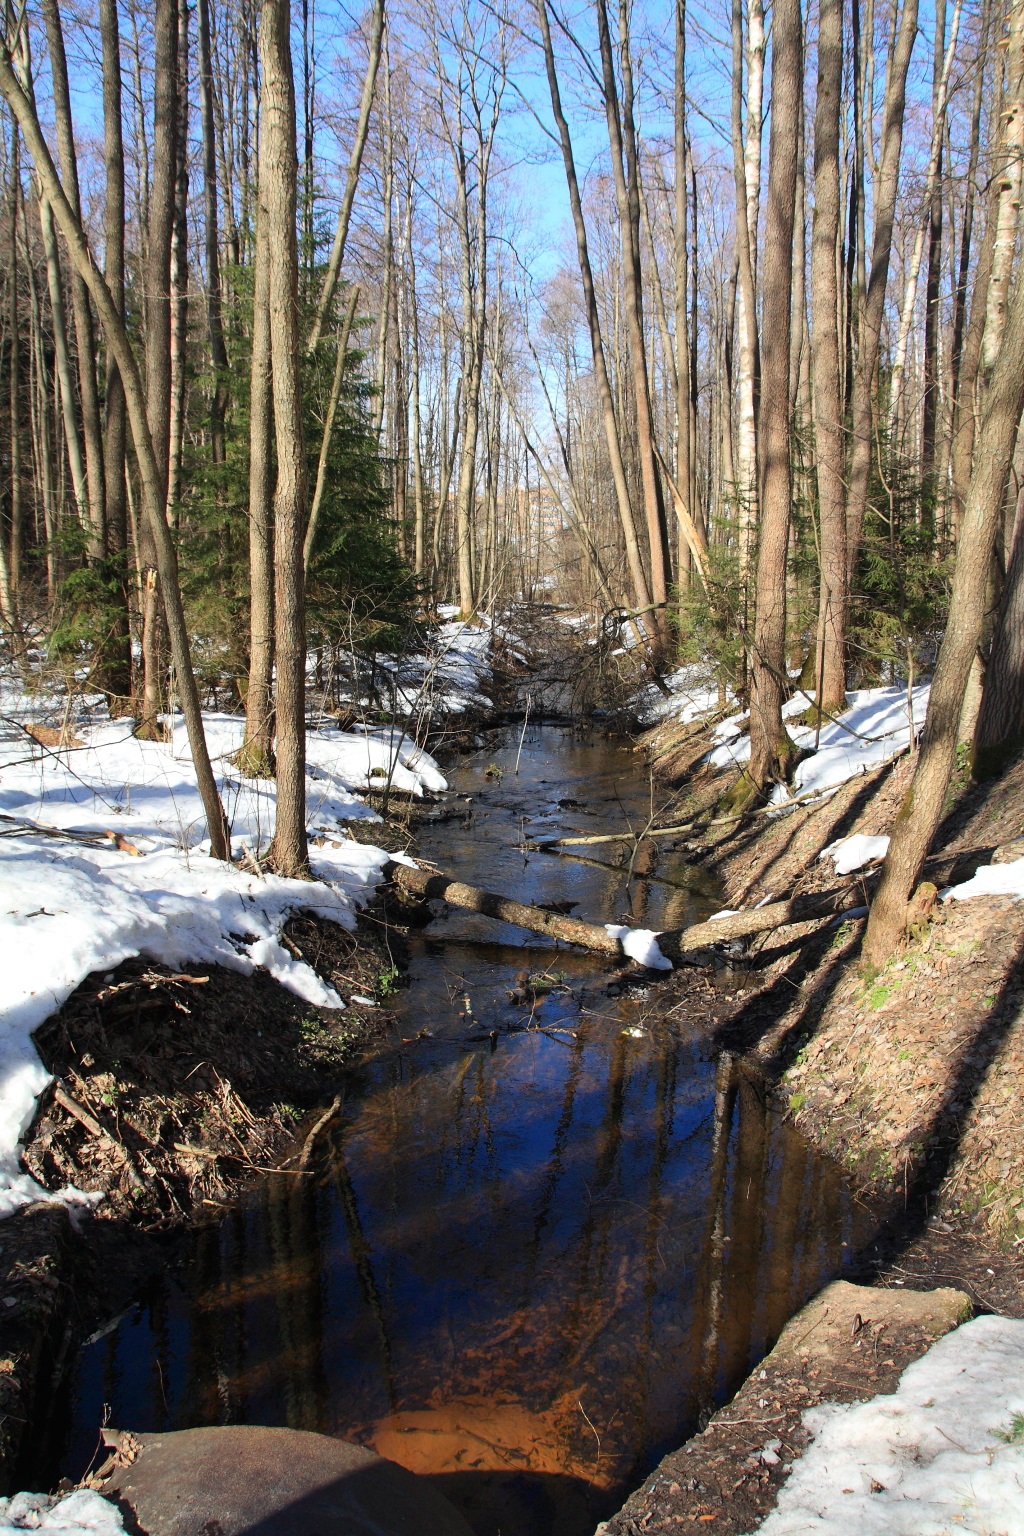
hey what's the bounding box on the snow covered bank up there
[709,685,931,801]
[748,1314,1024,1535]
[0,706,446,1218]
[636,665,726,728]
[943,855,1024,903]
[371,611,497,717]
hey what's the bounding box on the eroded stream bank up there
[23,723,875,1536]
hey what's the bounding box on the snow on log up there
[383,860,859,966]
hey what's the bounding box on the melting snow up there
[943,856,1024,904]
[705,686,930,800]
[821,833,891,876]
[605,925,673,970]
[0,1490,127,1533]
[747,1315,1024,1536]
[0,702,446,1218]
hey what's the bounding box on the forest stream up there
[40,724,874,1536]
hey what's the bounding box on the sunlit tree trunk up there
[138,0,180,737]
[259,0,309,877]
[864,267,1024,969]
[746,0,802,794]
[810,0,847,717]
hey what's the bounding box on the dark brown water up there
[50,726,872,1536]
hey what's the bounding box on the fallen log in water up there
[383,860,861,966]
[383,860,623,953]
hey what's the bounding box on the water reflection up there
[59,1030,869,1536]
[51,729,872,1536]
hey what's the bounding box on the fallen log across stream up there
[382,859,866,966]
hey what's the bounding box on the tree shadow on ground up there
[847,930,1024,1291]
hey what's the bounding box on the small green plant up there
[376,963,401,997]
[868,982,893,1010]
[898,1049,911,1061]
[484,762,503,782]
[788,1091,807,1112]
[994,1413,1024,1445]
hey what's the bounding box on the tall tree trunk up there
[198,0,229,463]
[137,0,180,737]
[946,0,990,548]
[811,0,847,717]
[307,0,385,352]
[845,0,920,588]
[259,0,309,878]
[535,0,652,621]
[594,0,671,650]
[0,51,230,860]
[240,207,276,777]
[99,0,133,714]
[864,268,1024,969]
[731,0,763,561]
[167,0,190,518]
[920,0,948,522]
[41,0,106,558]
[5,115,22,630]
[11,28,90,540]
[974,490,1024,776]
[746,0,802,794]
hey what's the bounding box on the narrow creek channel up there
[44,725,873,1536]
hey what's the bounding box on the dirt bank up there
[599,1279,971,1536]
[0,877,413,1488]
[640,712,1024,1288]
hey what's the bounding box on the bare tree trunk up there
[975,491,1024,776]
[306,0,385,352]
[811,0,847,716]
[240,206,276,777]
[731,0,763,556]
[673,4,694,584]
[0,51,230,860]
[845,0,920,588]
[41,0,106,558]
[746,0,802,794]
[595,0,671,650]
[259,0,309,878]
[5,115,22,630]
[137,0,179,737]
[167,0,190,518]
[535,0,652,620]
[863,263,1024,969]
[303,284,359,571]
[197,0,228,463]
[920,0,948,520]
[946,0,990,548]
[98,0,133,715]
[981,2,1024,382]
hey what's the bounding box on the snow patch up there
[747,1314,1024,1536]
[821,833,891,876]
[706,687,930,801]
[943,856,1024,903]
[0,1490,127,1533]
[0,707,446,1218]
[605,925,673,971]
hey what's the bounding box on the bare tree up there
[745,0,802,795]
[258,0,309,877]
